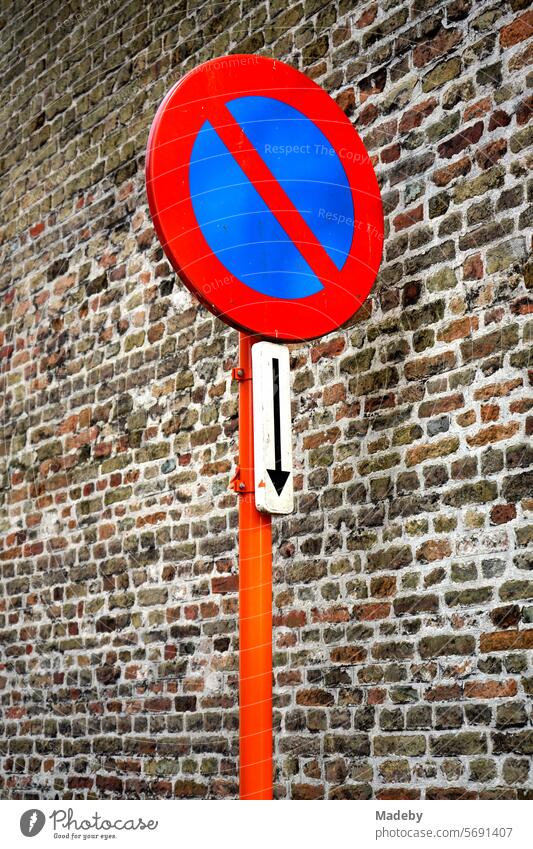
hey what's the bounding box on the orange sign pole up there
[233,331,273,800]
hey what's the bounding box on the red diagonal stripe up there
[208,101,343,289]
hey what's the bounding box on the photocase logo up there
[20,809,46,837]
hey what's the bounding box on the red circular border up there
[146,55,383,342]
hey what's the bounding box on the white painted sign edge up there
[252,341,294,515]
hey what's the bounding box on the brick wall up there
[1,0,532,800]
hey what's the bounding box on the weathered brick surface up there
[0,0,532,802]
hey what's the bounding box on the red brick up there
[29,222,45,238]
[137,227,155,249]
[211,575,238,594]
[303,428,340,449]
[296,689,334,706]
[464,680,517,699]
[419,393,463,417]
[490,605,521,629]
[377,788,421,800]
[466,421,519,448]
[364,118,397,150]
[438,122,483,159]
[427,788,477,800]
[364,393,396,413]
[359,68,386,102]
[145,697,171,712]
[406,436,459,467]
[517,94,533,126]
[336,87,355,115]
[148,322,165,343]
[464,97,491,122]
[413,27,462,68]
[511,296,533,316]
[68,777,94,789]
[404,350,456,382]
[323,383,346,405]
[476,138,507,170]
[311,336,345,363]
[425,684,462,702]
[463,253,483,280]
[368,688,386,705]
[488,109,511,131]
[461,327,518,362]
[393,204,423,231]
[510,399,533,415]
[437,316,478,343]
[355,4,377,28]
[433,156,471,186]
[510,40,533,71]
[330,646,367,664]
[480,630,533,653]
[311,606,350,623]
[277,670,301,686]
[399,98,437,133]
[358,102,378,126]
[416,539,452,563]
[353,602,391,621]
[370,575,396,597]
[292,783,324,800]
[96,775,123,793]
[273,609,306,627]
[381,143,400,163]
[333,465,353,483]
[500,10,533,48]
[200,601,218,619]
[481,403,499,423]
[474,378,522,401]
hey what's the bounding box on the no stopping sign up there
[146,55,383,342]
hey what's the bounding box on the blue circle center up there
[189,95,354,300]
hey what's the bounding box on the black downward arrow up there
[267,357,290,497]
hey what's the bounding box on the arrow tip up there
[266,468,290,496]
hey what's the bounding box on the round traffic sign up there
[146,55,383,342]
